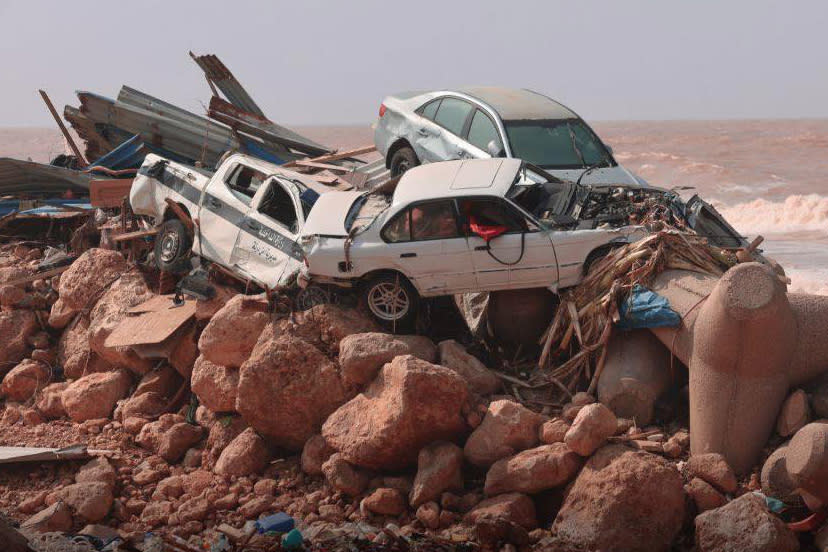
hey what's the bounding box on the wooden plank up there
[282,145,376,168]
[2,265,71,287]
[291,160,353,173]
[105,301,196,348]
[112,228,159,243]
[127,294,187,314]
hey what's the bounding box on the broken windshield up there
[504,119,612,170]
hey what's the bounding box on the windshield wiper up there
[566,122,587,168]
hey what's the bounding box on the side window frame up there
[416,98,442,121]
[458,196,540,236]
[431,97,475,138]
[222,163,266,207]
[254,177,301,235]
[465,109,503,153]
[380,199,462,243]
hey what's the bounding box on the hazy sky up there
[1,1,826,126]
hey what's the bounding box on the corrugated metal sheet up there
[190,52,266,117]
[0,158,92,195]
[208,96,330,157]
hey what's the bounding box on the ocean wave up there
[716,194,828,236]
[786,267,828,296]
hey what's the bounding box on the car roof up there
[392,159,523,207]
[456,87,578,121]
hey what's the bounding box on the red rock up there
[57,314,109,379]
[0,265,31,286]
[214,428,270,476]
[178,496,211,523]
[777,388,810,437]
[239,496,274,518]
[182,470,215,497]
[18,491,47,515]
[339,332,437,385]
[191,355,239,412]
[48,298,76,329]
[695,492,798,552]
[484,443,582,496]
[27,331,50,350]
[410,441,463,507]
[551,445,685,552]
[0,309,37,372]
[0,284,26,307]
[57,249,128,313]
[152,476,184,500]
[120,391,168,421]
[465,493,537,530]
[195,283,236,321]
[438,340,501,395]
[136,415,182,452]
[321,453,369,496]
[1,360,49,402]
[169,324,198,378]
[20,501,72,533]
[214,493,238,510]
[87,272,155,374]
[286,304,379,353]
[203,414,247,470]
[134,364,182,398]
[323,355,469,470]
[363,487,406,516]
[238,333,348,450]
[62,370,132,422]
[198,294,270,368]
[539,418,570,444]
[416,502,440,529]
[30,348,56,365]
[760,445,796,499]
[685,477,726,513]
[76,457,117,490]
[141,500,173,527]
[464,399,544,468]
[301,434,334,475]
[687,453,738,494]
[34,382,67,420]
[564,402,618,456]
[54,482,113,523]
[253,479,278,496]
[182,448,202,468]
[663,430,689,458]
[158,423,204,463]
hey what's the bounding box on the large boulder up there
[0,309,38,373]
[284,304,379,353]
[157,423,204,463]
[54,482,113,523]
[198,294,269,368]
[214,428,270,476]
[551,445,685,552]
[484,443,582,496]
[62,370,133,422]
[301,434,334,476]
[339,332,437,385]
[464,400,544,468]
[203,415,247,470]
[191,355,239,413]
[1,360,49,402]
[464,493,537,530]
[237,333,348,450]
[564,402,618,457]
[35,382,69,419]
[323,355,469,470]
[57,315,109,379]
[87,272,155,374]
[761,445,796,499]
[687,453,738,494]
[438,340,501,396]
[694,492,799,552]
[321,453,370,496]
[57,249,127,312]
[410,441,464,507]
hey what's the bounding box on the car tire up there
[154,219,192,274]
[361,273,418,331]
[389,146,420,177]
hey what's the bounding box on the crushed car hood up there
[301,191,364,237]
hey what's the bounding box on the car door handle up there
[474,245,489,251]
[246,220,262,231]
[417,128,430,137]
[400,252,417,258]
[206,197,222,209]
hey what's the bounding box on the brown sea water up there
[3,120,826,294]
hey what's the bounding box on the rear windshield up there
[504,119,612,170]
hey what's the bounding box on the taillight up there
[379,103,387,118]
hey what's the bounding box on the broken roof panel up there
[190,51,266,118]
[0,158,92,196]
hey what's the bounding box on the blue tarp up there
[617,284,681,330]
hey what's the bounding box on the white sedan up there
[299,158,647,328]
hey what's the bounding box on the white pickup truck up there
[130,153,330,287]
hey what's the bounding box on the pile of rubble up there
[0,227,825,552]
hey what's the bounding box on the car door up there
[459,197,559,291]
[381,199,477,295]
[415,97,475,163]
[463,109,506,159]
[232,177,306,288]
[197,162,263,266]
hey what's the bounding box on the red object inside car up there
[469,216,508,242]
[379,104,387,117]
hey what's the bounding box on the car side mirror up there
[487,140,505,158]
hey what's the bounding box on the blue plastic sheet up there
[617,284,681,330]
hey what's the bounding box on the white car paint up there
[130,153,330,288]
[300,159,647,298]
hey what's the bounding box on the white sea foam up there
[716,194,828,236]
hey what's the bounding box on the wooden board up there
[105,300,196,348]
[127,294,186,314]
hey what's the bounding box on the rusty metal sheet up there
[89,178,134,208]
[106,299,196,347]
[190,52,266,118]
[0,445,88,464]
